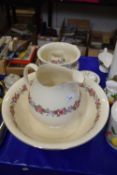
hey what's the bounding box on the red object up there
[8,46,37,65]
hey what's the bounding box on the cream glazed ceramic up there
[105,80,117,105]
[2,74,109,149]
[81,70,100,84]
[37,42,81,67]
[23,63,84,126]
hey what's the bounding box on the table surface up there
[0,56,117,175]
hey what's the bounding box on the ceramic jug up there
[23,63,84,126]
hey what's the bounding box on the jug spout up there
[72,70,84,84]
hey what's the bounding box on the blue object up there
[0,56,116,175]
[0,75,6,80]
[7,51,19,60]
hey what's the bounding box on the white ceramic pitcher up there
[23,63,84,126]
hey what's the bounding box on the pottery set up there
[2,42,109,149]
[24,63,84,126]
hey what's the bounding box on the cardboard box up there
[60,19,90,46]
[88,48,101,57]
[102,32,113,44]
[90,30,114,49]
[6,57,38,76]
[79,46,87,56]
[6,63,25,76]
[10,8,35,24]
[89,31,103,49]
[8,46,37,65]
[67,19,91,31]
[88,48,113,57]
[0,60,7,74]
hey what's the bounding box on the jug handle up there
[23,63,38,90]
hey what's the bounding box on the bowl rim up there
[2,73,109,150]
[37,42,81,66]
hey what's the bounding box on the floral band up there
[28,94,81,117]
